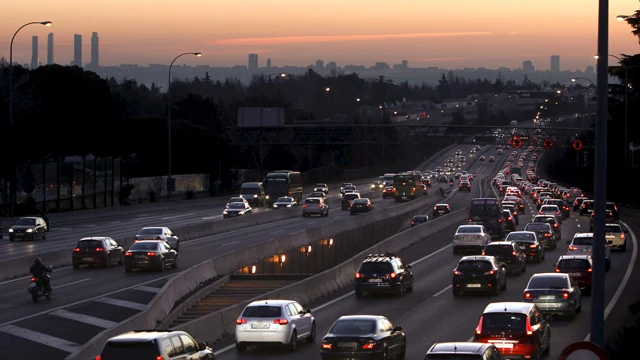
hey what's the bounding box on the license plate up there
[251,323,269,329]
[438,211,444,214]
[136,254,146,258]
[29,283,35,288]
[540,295,555,299]
[83,257,93,261]
[519,246,526,250]
[570,273,582,277]
[494,343,513,349]
[467,284,481,288]
[369,279,382,283]
[357,205,363,208]
[338,342,358,347]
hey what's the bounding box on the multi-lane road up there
[0,144,485,360]
[210,147,638,360]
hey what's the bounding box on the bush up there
[607,299,640,359]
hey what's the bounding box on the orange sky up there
[1,0,638,70]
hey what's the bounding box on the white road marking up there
[54,278,91,289]
[270,230,283,234]
[50,309,117,328]
[0,324,81,353]
[94,297,147,311]
[0,266,73,286]
[49,228,73,232]
[134,285,162,293]
[221,241,239,246]
[433,285,453,297]
[213,344,236,356]
[162,213,195,220]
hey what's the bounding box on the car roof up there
[79,237,110,241]
[427,342,493,355]
[573,233,593,238]
[337,315,384,321]
[483,302,534,314]
[107,330,187,342]
[486,241,513,245]
[435,203,449,207]
[459,256,494,262]
[140,227,163,230]
[559,255,592,261]
[530,272,569,279]
[247,299,293,307]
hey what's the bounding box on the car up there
[223,202,253,218]
[479,155,486,161]
[523,222,556,250]
[573,196,588,211]
[497,149,503,155]
[382,186,394,199]
[371,180,384,190]
[123,240,178,272]
[302,197,329,217]
[342,185,357,194]
[538,205,563,224]
[605,223,628,251]
[543,198,569,218]
[354,253,413,297]
[579,199,594,215]
[488,156,495,162]
[473,302,551,359]
[531,215,561,241]
[425,342,506,360]
[272,196,297,209]
[452,256,507,296]
[342,193,361,210]
[456,150,463,155]
[606,201,620,221]
[459,181,471,192]
[226,196,249,208]
[340,183,353,194]
[505,231,545,263]
[72,237,124,269]
[555,255,593,295]
[314,183,329,194]
[482,241,527,275]
[8,216,48,241]
[97,330,214,360]
[523,273,582,319]
[235,299,315,352]
[350,198,374,215]
[134,226,180,250]
[432,204,451,218]
[452,225,491,254]
[320,315,406,360]
[566,233,611,272]
[589,210,615,231]
[501,203,520,225]
[411,215,429,227]
[438,174,449,183]
[308,191,326,199]
[501,209,517,232]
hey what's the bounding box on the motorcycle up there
[28,271,52,302]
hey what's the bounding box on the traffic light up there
[572,140,583,150]
[543,139,554,149]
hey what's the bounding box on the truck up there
[263,170,303,205]
[510,167,522,176]
[392,171,422,201]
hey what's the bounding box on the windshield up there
[229,197,244,203]
[240,186,258,194]
[330,319,376,335]
[470,205,500,217]
[15,218,36,226]
[343,194,359,201]
[77,240,103,248]
[413,216,428,221]
[605,225,622,233]
[558,259,591,270]
[572,237,593,246]
[353,199,368,204]
[481,313,526,331]
[242,305,282,318]
[483,245,513,256]
[506,232,535,241]
[359,263,393,273]
[457,226,482,234]
[100,341,158,360]
[457,261,492,271]
[305,198,320,204]
[276,197,292,203]
[228,203,245,209]
[129,242,159,251]
[137,228,162,235]
[527,276,569,289]
[394,175,415,184]
[316,184,326,187]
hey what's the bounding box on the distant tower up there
[73,34,82,66]
[47,32,54,64]
[401,60,408,68]
[248,53,258,70]
[523,60,535,72]
[90,32,99,67]
[266,58,271,68]
[550,55,560,72]
[30,36,38,69]
[316,59,324,68]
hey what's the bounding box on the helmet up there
[33,257,42,265]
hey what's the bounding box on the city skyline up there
[2,0,637,69]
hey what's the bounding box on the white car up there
[134,227,179,250]
[605,223,628,251]
[452,225,491,254]
[235,300,316,352]
[538,205,563,224]
[566,233,611,271]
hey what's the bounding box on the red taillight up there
[96,356,102,360]
[555,268,560,272]
[481,251,486,255]
[544,233,551,237]
[485,270,495,275]
[274,319,289,325]
[524,291,531,299]
[562,292,569,299]
[553,223,558,228]
[156,356,162,360]
[475,316,483,334]
[412,187,416,192]
[512,251,516,255]
[526,316,533,335]
[303,204,307,208]
[355,272,361,279]
[529,244,537,248]
[454,270,462,275]
[621,234,625,239]
[539,211,543,214]
[317,204,322,208]
[147,252,157,256]
[393,188,396,192]
[469,219,473,222]
[614,205,618,211]
[322,343,332,349]
[362,343,376,349]
[582,204,586,208]
[556,211,561,215]
[96,248,104,252]
[73,248,80,252]
[389,273,397,278]
[569,246,578,251]
[588,268,593,272]
[411,221,415,225]
[508,216,512,221]
[125,251,133,256]
[30,277,36,282]
[236,318,247,325]
[134,237,139,241]
[498,219,502,222]
[366,204,370,207]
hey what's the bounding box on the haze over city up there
[2,0,638,70]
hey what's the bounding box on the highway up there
[210,147,637,360]
[0,144,483,360]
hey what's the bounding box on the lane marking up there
[270,230,283,234]
[0,324,81,353]
[55,278,91,289]
[50,309,117,329]
[161,213,196,220]
[0,265,75,286]
[222,241,239,246]
[433,285,453,297]
[134,286,162,294]
[94,297,147,311]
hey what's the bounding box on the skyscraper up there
[72,34,82,66]
[31,36,38,69]
[90,32,99,68]
[248,53,258,70]
[523,60,535,72]
[550,55,560,72]
[47,32,54,64]
[266,58,271,68]
[401,60,408,68]
[316,59,324,68]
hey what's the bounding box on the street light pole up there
[7,20,52,216]
[167,52,202,201]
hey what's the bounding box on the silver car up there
[273,196,297,209]
[523,273,582,319]
[235,300,316,352]
[538,205,563,224]
[134,227,179,249]
[302,198,329,217]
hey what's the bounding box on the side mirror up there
[394,326,403,332]
[197,342,208,351]
[566,240,571,244]
[306,308,312,314]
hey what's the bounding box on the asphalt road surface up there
[0,145,485,360]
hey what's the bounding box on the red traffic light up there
[511,137,523,149]
[572,140,583,150]
[543,139,554,149]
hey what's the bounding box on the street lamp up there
[571,77,596,86]
[325,87,330,92]
[616,15,630,21]
[259,73,287,126]
[7,20,51,216]
[167,52,202,201]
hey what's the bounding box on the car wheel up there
[125,267,132,273]
[453,288,462,297]
[104,255,111,268]
[173,256,179,269]
[118,254,124,265]
[287,331,297,352]
[159,259,165,272]
[502,278,507,290]
[306,322,316,343]
[396,282,405,297]
[399,339,407,359]
[235,343,247,352]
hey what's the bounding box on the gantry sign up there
[224,124,595,147]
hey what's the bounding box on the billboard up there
[237,107,286,127]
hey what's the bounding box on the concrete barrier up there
[171,208,470,347]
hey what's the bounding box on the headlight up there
[238,211,245,215]
[287,205,292,208]
[26,229,33,233]
[223,210,228,214]
[253,194,258,198]
[8,229,13,233]
[266,195,270,199]
[273,204,277,208]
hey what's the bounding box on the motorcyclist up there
[449,178,454,187]
[30,257,52,293]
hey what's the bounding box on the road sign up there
[511,137,523,149]
[573,140,584,150]
[543,139,554,149]
[558,341,608,360]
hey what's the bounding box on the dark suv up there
[482,241,527,275]
[473,302,551,360]
[452,256,507,296]
[432,204,451,218]
[341,193,360,210]
[355,253,414,297]
[350,198,374,215]
[523,223,556,250]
